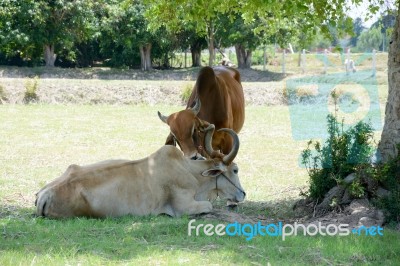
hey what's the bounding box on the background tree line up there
[0,0,394,70]
[0,0,262,69]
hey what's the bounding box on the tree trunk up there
[207,21,215,67]
[139,43,152,71]
[184,50,187,68]
[190,45,201,67]
[378,8,400,162]
[44,44,57,67]
[235,44,252,69]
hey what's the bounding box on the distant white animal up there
[345,59,357,73]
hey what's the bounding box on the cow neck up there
[194,180,217,202]
[188,156,227,202]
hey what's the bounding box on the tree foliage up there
[350,17,366,47]
[0,0,98,66]
[216,14,266,68]
[145,0,239,66]
[98,0,150,68]
[0,0,388,68]
[357,27,383,51]
[145,0,359,66]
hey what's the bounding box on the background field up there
[0,105,307,216]
[1,54,399,265]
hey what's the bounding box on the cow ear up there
[202,168,223,177]
[202,164,226,177]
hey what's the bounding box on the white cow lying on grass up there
[35,124,245,218]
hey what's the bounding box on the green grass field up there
[0,105,307,209]
[0,52,398,265]
[1,103,399,265]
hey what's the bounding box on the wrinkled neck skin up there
[185,159,218,201]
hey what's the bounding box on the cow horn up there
[218,129,240,165]
[157,111,169,124]
[190,98,201,116]
[204,124,216,156]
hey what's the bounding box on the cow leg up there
[36,183,84,218]
[172,188,212,216]
[36,188,53,217]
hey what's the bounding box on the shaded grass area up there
[1,104,399,265]
[1,213,399,265]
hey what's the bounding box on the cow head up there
[158,99,209,160]
[199,124,245,204]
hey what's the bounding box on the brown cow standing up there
[158,66,245,160]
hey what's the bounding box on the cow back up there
[187,66,245,139]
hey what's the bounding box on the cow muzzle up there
[234,189,246,203]
[236,190,246,202]
[226,190,246,208]
[218,173,246,203]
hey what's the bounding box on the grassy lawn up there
[1,104,399,265]
[1,215,399,265]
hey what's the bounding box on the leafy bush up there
[301,103,400,222]
[301,114,375,200]
[23,76,39,103]
[349,180,365,198]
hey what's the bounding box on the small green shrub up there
[180,83,193,103]
[302,100,400,221]
[23,76,39,104]
[349,180,365,198]
[301,114,374,200]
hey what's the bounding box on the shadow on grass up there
[202,198,300,223]
[0,200,399,265]
[0,204,35,219]
[0,199,298,262]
